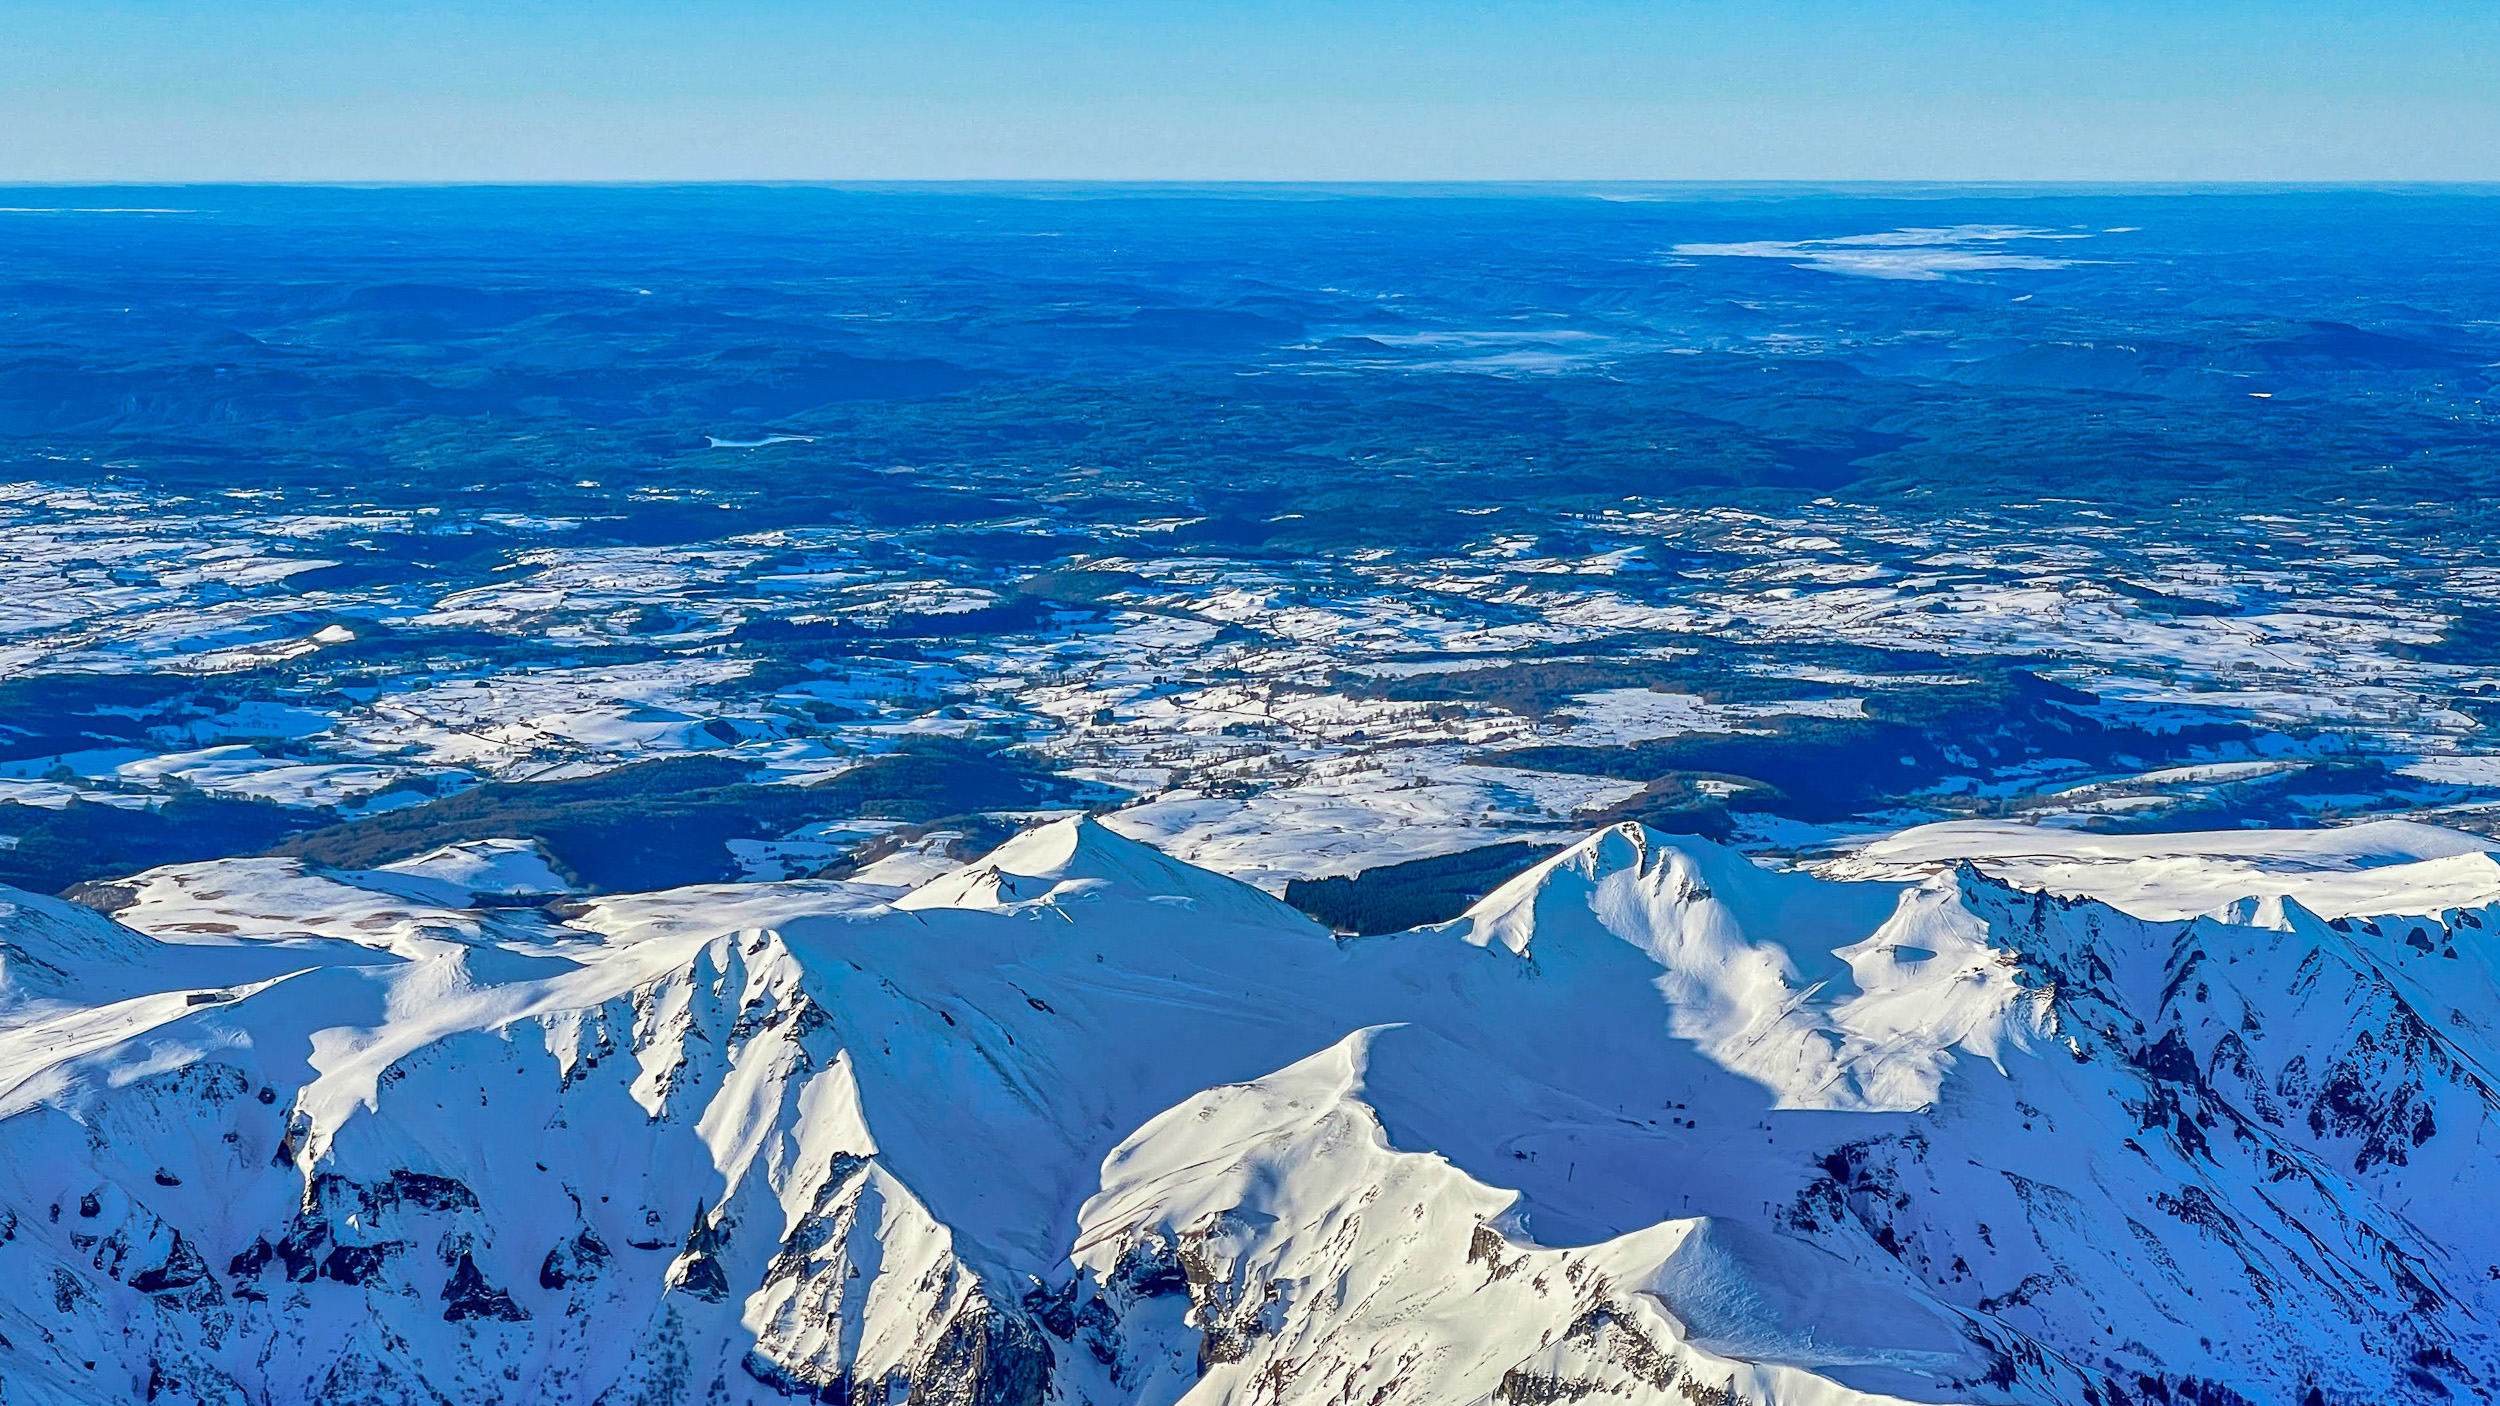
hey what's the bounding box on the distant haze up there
[7,0,2500,182]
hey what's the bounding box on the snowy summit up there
[0,816,2486,1405]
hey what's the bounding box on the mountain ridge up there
[0,817,2489,1404]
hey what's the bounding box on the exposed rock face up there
[0,817,2493,1404]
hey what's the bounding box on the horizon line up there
[7,177,2500,192]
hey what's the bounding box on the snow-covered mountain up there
[1,818,2494,1406]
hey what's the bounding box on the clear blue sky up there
[6,0,2496,182]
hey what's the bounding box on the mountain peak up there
[1444,822,1900,969]
[5,819,2494,1403]
[895,815,1319,929]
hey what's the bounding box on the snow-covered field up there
[4,479,2499,892]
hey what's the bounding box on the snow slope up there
[0,818,2488,1405]
[1824,817,2500,920]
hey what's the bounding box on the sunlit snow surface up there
[6,480,2500,888]
[0,817,2492,1403]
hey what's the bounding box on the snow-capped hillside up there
[0,818,2490,1405]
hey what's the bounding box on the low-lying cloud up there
[1671,224,2092,281]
